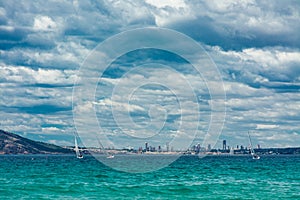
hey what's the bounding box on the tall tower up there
[223,140,226,150]
[145,142,148,151]
[207,144,211,151]
[166,142,169,152]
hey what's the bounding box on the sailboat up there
[74,136,83,159]
[106,154,114,159]
[96,136,114,159]
[248,131,260,160]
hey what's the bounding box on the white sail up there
[74,136,83,159]
[248,131,260,160]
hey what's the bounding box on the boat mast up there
[74,135,83,158]
[74,137,78,154]
[248,131,255,155]
[247,131,260,160]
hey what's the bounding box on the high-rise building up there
[145,142,148,151]
[223,140,227,150]
[207,144,211,151]
[196,143,201,153]
[138,147,143,152]
[166,142,169,152]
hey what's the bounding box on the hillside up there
[0,129,73,154]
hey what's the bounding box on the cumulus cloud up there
[0,64,77,85]
[256,124,279,130]
[156,0,300,49]
[33,15,57,31]
[0,0,299,148]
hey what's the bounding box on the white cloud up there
[94,98,145,112]
[0,64,77,85]
[236,48,300,68]
[147,0,195,26]
[210,45,300,84]
[0,25,15,32]
[42,126,60,132]
[145,0,186,9]
[256,124,279,129]
[33,15,57,31]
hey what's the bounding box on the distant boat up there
[248,131,260,160]
[74,136,83,159]
[106,154,114,159]
[96,136,114,159]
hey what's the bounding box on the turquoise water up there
[0,155,299,199]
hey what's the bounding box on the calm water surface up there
[0,155,299,199]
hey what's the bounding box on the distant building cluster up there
[136,142,172,153]
[122,140,299,155]
[121,139,257,155]
[85,139,300,155]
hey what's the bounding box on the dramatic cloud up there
[158,0,300,49]
[0,0,299,148]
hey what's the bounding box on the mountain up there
[0,129,73,154]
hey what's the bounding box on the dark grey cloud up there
[165,0,300,50]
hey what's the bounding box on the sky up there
[0,0,299,149]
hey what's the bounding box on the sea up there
[0,155,299,199]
